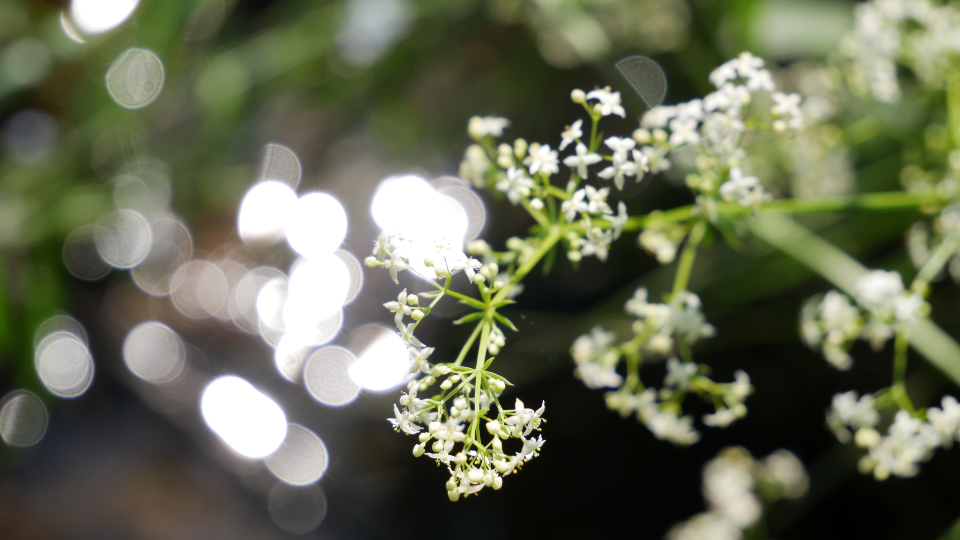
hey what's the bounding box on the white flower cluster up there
[841,0,960,103]
[389,373,546,501]
[800,270,926,369]
[571,288,752,445]
[667,447,809,540]
[365,232,483,284]
[828,391,960,480]
[634,52,801,210]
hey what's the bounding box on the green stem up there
[914,229,960,289]
[892,331,916,414]
[453,321,485,367]
[492,225,565,303]
[672,220,707,295]
[619,190,952,233]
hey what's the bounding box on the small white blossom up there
[468,116,510,138]
[562,143,603,180]
[523,143,560,176]
[495,166,535,205]
[561,189,589,223]
[559,119,583,151]
[586,86,626,117]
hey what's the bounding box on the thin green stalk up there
[453,321,485,367]
[672,220,708,294]
[892,331,916,414]
[493,225,565,303]
[914,230,960,288]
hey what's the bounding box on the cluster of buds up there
[389,364,545,501]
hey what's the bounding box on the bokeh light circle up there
[265,423,329,486]
[304,346,360,406]
[122,321,186,384]
[0,390,48,447]
[94,210,152,269]
[348,325,410,391]
[70,0,140,34]
[238,181,298,245]
[200,376,287,459]
[269,484,327,535]
[283,192,348,259]
[105,48,165,109]
[35,332,95,398]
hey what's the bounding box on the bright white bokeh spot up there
[0,390,48,447]
[371,175,470,279]
[284,192,348,260]
[275,311,343,382]
[201,376,287,459]
[284,255,350,332]
[265,423,329,486]
[336,0,413,68]
[257,276,289,332]
[122,321,185,384]
[438,185,486,242]
[269,484,327,535]
[170,260,229,319]
[348,325,409,391]
[35,332,95,398]
[70,0,139,34]
[106,48,164,109]
[95,210,152,269]
[334,250,364,304]
[257,143,301,189]
[230,266,286,334]
[238,181,298,245]
[34,315,88,349]
[304,346,360,406]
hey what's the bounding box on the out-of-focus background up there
[2,0,960,538]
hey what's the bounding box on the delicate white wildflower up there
[468,116,510,138]
[607,201,628,240]
[559,119,583,151]
[639,230,678,264]
[771,92,803,131]
[523,143,559,176]
[926,396,960,447]
[562,143,603,180]
[495,166,535,205]
[868,410,940,479]
[580,226,613,262]
[668,118,701,147]
[586,86,626,118]
[583,185,613,215]
[384,288,414,326]
[561,189,589,223]
[719,167,770,207]
[642,408,701,445]
[665,357,697,390]
[702,449,762,528]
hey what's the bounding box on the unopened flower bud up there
[474,274,486,284]
[450,374,460,383]
[454,396,467,410]
[446,478,458,491]
[488,343,500,355]
[454,452,467,465]
[571,89,586,103]
[364,256,379,267]
[493,280,504,290]
[413,443,425,457]
[411,310,425,321]
[428,421,441,433]
[407,294,419,306]
[435,267,450,278]
[423,257,434,267]
[448,489,460,502]
[530,198,544,210]
[486,420,500,435]
[493,476,503,490]
[632,128,651,144]
[492,437,502,451]
[568,251,583,262]
[467,468,484,483]
[419,432,431,442]
[432,440,444,452]
[514,138,527,159]
[440,379,452,390]
[855,427,881,448]
[653,128,668,142]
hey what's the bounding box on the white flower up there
[384,288,414,326]
[703,408,739,428]
[664,357,697,389]
[562,143,603,179]
[398,322,423,347]
[468,116,510,138]
[559,119,583,151]
[523,144,559,176]
[409,346,434,374]
[570,325,616,363]
[642,408,701,445]
[854,269,904,315]
[598,156,638,191]
[603,136,636,161]
[583,185,613,215]
[495,166,535,205]
[830,391,880,429]
[927,395,960,447]
[560,189,589,222]
[668,118,701,146]
[518,434,545,461]
[388,404,422,435]
[580,226,613,262]
[719,167,769,207]
[608,201,628,240]
[586,87,626,117]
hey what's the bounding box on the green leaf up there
[458,297,487,310]
[419,290,443,298]
[492,299,516,309]
[453,312,484,325]
[493,312,518,332]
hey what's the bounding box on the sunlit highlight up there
[200,376,287,458]
[284,192,348,260]
[284,255,350,331]
[94,210,152,269]
[70,0,139,34]
[347,325,409,391]
[35,332,95,398]
[238,181,298,245]
[105,48,164,109]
